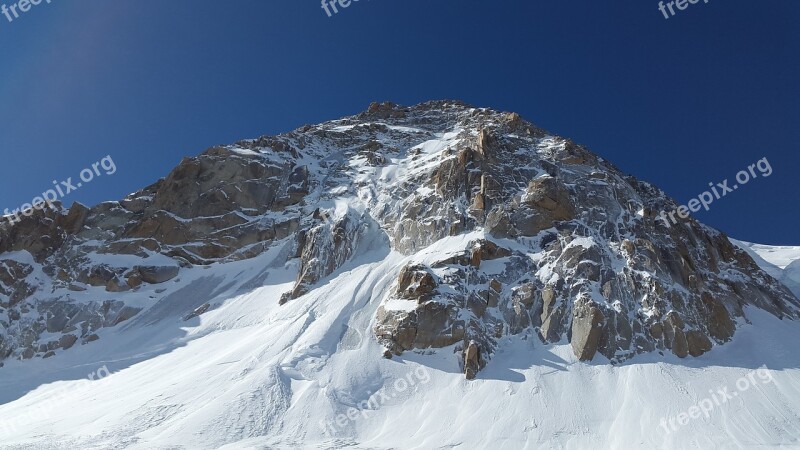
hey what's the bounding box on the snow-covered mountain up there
[732,240,800,300]
[1,101,799,449]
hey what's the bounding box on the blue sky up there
[0,0,797,244]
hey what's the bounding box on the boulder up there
[59,334,78,350]
[137,266,179,285]
[464,341,481,380]
[61,202,90,235]
[571,300,606,361]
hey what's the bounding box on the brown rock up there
[671,329,689,358]
[106,277,130,293]
[571,300,606,361]
[61,202,90,235]
[597,309,633,360]
[621,239,635,255]
[521,176,574,220]
[470,250,481,268]
[397,264,437,301]
[686,330,713,357]
[472,193,485,211]
[513,283,536,309]
[649,323,664,340]
[414,303,460,348]
[471,239,512,264]
[81,265,117,287]
[476,129,498,158]
[487,279,502,308]
[702,292,735,342]
[137,266,179,285]
[59,334,78,350]
[464,341,480,380]
[663,312,689,358]
[126,273,143,289]
[540,285,564,342]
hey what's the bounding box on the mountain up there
[731,240,800,299]
[1,101,799,449]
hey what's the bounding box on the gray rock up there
[464,341,481,380]
[137,266,179,285]
[571,300,606,361]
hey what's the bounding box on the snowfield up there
[0,234,799,450]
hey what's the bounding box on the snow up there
[228,147,261,157]
[0,235,799,448]
[735,242,800,269]
[386,125,427,134]
[732,239,800,299]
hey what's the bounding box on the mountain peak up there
[0,102,797,375]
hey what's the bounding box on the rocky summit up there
[1,100,798,376]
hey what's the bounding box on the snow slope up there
[732,239,800,299]
[1,235,800,449]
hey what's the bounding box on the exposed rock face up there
[397,264,438,301]
[509,176,576,237]
[0,143,307,361]
[1,100,798,377]
[0,260,35,307]
[375,277,464,355]
[702,292,736,342]
[286,213,366,301]
[686,330,713,357]
[471,239,512,267]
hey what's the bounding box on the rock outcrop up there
[1,100,798,379]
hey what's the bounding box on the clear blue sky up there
[0,0,797,244]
